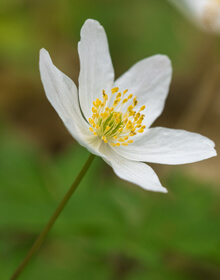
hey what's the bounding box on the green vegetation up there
[0,124,219,279]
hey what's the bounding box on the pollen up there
[88,87,146,146]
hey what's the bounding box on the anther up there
[127,105,133,112]
[122,143,128,146]
[116,92,121,98]
[111,87,119,94]
[89,87,146,146]
[102,136,108,143]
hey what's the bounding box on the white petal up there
[113,127,217,165]
[174,0,210,18]
[39,48,102,156]
[100,144,167,193]
[114,55,172,128]
[168,0,204,15]
[78,19,114,121]
[168,0,220,33]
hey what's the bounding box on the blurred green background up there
[0,0,220,279]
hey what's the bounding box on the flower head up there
[40,19,216,193]
[168,0,220,33]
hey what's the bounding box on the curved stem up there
[10,153,95,280]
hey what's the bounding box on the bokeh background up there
[0,0,220,279]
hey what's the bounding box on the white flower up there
[39,19,216,193]
[168,0,220,33]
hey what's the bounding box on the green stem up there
[10,153,95,280]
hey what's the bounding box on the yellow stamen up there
[111,87,119,94]
[127,105,133,112]
[102,136,108,143]
[88,87,146,146]
[92,107,97,113]
[116,92,121,98]
[89,118,94,125]
[122,98,128,104]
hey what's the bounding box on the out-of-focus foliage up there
[0,0,215,74]
[0,124,220,280]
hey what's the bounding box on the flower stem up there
[10,153,95,280]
